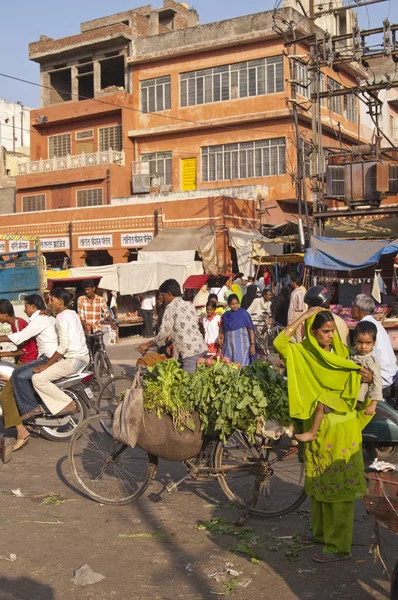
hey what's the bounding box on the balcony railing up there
[18,149,125,175]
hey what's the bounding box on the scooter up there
[363,392,398,463]
[0,360,97,442]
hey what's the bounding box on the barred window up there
[141,152,172,186]
[344,94,357,122]
[302,140,312,178]
[76,188,103,207]
[141,76,171,113]
[48,133,71,158]
[180,56,283,107]
[389,164,398,194]
[294,61,310,99]
[99,125,122,151]
[22,194,46,212]
[328,78,343,115]
[202,138,286,182]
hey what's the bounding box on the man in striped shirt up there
[287,276,307,342]
[77,280,115,334]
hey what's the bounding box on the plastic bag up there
[112,375,144,448]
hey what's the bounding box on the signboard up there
[181,157,197,191]
[40,237,70,251]
[9,240,30,252]
[121,232,154,247]
[78,235,113,249]
[0,242,5,253]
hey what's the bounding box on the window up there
[99,125,122,152]
[326,165,345,197]
[301,140,312,178]
[319,73,326,106]
[180,56,283,107]
[294,61,310,99]
[389,164,398,194]
[390,115,398,139]
[48,133,71,158]
[202,138,286,182]
[328,78,342,115]
[22,194,46,212]
[344,94,357,123]
[76,188,103,207]
[141,76,171,113]
[140,152,172,186]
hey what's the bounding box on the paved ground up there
[0,338,396,600]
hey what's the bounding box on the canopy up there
[119,261,204,295]
[251,253,304,265]
[304,236,398,271]
[70,265,119,291]
[138,225,218,274]
[183,275,209,290]
[229,228,285,276]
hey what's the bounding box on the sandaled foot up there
[12,435,30,452]
[21,407,44,421]
[296,431,317,442]
[56,401,78,416]
[312,552,351,563]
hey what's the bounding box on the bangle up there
[287,327,294,335]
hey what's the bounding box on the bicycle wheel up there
[69,413,157,505]
[93,352,114,392]
[97,374,135,412]
[213,432,306,517]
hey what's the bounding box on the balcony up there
[18,149,125,175]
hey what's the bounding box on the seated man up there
[78,279,115,334]
[21,288,89,420]
[0,295,58,445]
[0,299,38,453]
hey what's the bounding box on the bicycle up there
[86,331,114,393]
[252,316,284,357]
[68,375,306,518]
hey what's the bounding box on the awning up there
[251,253,304,265]
[304,236,398,270]
[70,265,119,291]
[183,275,209,290]
[138,226,218,274]
[324,215,398,239]
[119,261,204,295]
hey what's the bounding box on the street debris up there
[11,488,24,497]
[205,563,242,583]
[297,568,316,575]
[118,532,166,539]
[71,564,105,586]
[0,554,17,562]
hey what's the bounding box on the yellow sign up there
[181,158,197,191]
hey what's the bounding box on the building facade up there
[1,1,365,270]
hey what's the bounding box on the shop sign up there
[78,235,113,249]
[9,240,30,252]
[121,232,154,247]
[0,242,6,252]
[40,237,70,251]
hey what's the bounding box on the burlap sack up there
[112,375,144,448]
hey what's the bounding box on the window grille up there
[328,79,343,115]
[76,188,103,207]
[22,194,46,212]
[76,129,94,140]
[48,133,71,158]
[140,152,172,186]
[344,94,358,123]
[326,165,345,196]
[180,56,283,107]
[202,138,286,182]
[141,76,171,113]
[294,61,310,99]
[389,164,398,194]
[99,125,122,152]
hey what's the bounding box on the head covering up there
[274,313,361,420]
[241,285,258,309]
[222,307,254,332]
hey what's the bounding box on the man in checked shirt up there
[77,280,116,334]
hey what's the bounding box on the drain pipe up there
[68,222,73,268]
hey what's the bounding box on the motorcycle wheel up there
[40,390,89,442]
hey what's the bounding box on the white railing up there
[18,149,125,175]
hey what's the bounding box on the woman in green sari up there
[274,308,373,564]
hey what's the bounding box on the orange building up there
[1,1,367,270]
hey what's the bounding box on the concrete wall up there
[0,187,15,215]
[0,100,31,152]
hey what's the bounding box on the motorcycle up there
[0,360,97,442]
[363,393,398,463]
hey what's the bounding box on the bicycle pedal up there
[148,492,162,503]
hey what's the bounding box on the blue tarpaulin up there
[304,236,398,271]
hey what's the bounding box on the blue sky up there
[0,0,396,107]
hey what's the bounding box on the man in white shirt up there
[0,294,58,421]
[140,291,156,338]
[351,294,397,391]
[22,288,89,420]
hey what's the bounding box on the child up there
[296,320,382,442]
[202,301,222,355]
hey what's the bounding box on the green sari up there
[274,315,373,556]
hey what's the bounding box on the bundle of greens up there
[142,358,290,442]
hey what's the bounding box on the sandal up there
[296,532,315,544]
[312,552,352,563]
[12,435,31,452]
[21,407,44,421]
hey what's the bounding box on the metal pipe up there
[68,222,73,268]
[106,169,111,205]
